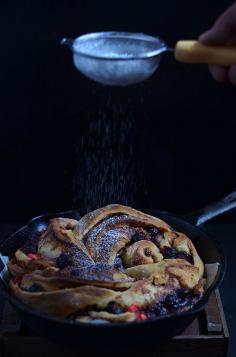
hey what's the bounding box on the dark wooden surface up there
[0,290,229,357]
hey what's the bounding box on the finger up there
[199,3,236,45]
[228,64,236,85]
[208,65,229,82]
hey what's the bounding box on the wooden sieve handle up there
[175,40,236,66]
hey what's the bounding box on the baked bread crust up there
[8,204,205,323]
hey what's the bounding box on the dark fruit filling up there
[148,227,161,248]
[148,227,159,239]
[177,252,194,265]
[148,303,168,317]
[27,283,45,292]
[146,289,195,318]
[70,283,192,321]
[162,246,178,258]
[131,232,146,244]
[144,248,152,257]
[176,288,191,298]
[164,293,180,307]
[106,301,124,314]
[55,253,72,269]
[23,238,38,255]
[12,275,22,285]
[162,246,194,264]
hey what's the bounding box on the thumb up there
[199,3,236,45]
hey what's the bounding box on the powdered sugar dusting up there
[84,215,129,255]
[95,228,132,264]
[70,263,131,282]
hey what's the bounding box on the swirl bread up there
[8,204,205,323]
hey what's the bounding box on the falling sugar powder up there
[72,89,149,214]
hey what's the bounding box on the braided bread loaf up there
[8,205,205,323]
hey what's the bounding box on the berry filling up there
[127,304,147,321]
[147,303,169,318]
[177,252,194,265]
[162,246,178,258]
[127,304,140,313]
[23,238,38,255]
[145,289,197,318]
[55,253,72,269]
[162,246,194,264]
[148,227,160,239]
[164,293,180,307]
[27,283,45,293]
[105,301,124,314]
[144,248,152,257]
[136,312,147,321]
[12,275,22,285]
[131,232,146,244]
[25,289,196,320]
[28,253,42,260]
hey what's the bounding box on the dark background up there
[0,0,236,221]
[0,3,236,354]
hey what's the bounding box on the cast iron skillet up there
[0,192,235,346]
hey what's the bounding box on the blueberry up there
[146,311,157,319]
[177,288,191,299]
[56,253,72,269]
[27,283,45,292]
[148,227,159,239]
[131,232,146,244]
[148,303,168,316]
[175,289,192,307]
[162,246,178,259]
[164,293,180,307]
[148,227,161,248]
[106,301,123,314]
[177,252,194,265]
[159,306,169,315]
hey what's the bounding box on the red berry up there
[28,253,41,260]
[139,312,147,320]
[136,312,147,321]
[127,304,140,312]
[12,275,22,285]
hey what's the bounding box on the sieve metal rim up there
[68,31,167,61]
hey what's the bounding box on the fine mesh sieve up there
[61,31,236,86]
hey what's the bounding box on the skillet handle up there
[0,254,5,272]
[0,253,9,287]
[184,191,236,226]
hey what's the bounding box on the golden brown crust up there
[88,311,136,322]
[38,218,93,266]
[15,249,55,271]
[10,281,120,318]
[74,204,171,240]
[125,259,202,291]
[19,264,134,291]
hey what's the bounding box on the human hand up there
[199,2,236,85]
